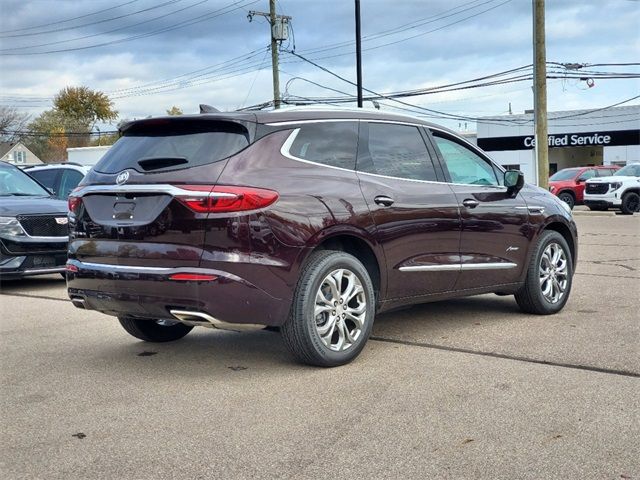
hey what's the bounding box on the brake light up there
[68,195,82,214]
[169,273,217,281]
[175,185,279,213]
[66,263,79,273]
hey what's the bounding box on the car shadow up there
[0,274,65,293]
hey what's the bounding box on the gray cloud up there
[0,0,638,130]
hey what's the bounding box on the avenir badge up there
[116,171,130,185]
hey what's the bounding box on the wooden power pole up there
[533,0,549,188]
[248,1,291,109]
[355,0,363,108]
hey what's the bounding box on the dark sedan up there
[0,162,68,279]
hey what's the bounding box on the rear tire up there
[621,192,640,215]
[558,192,575,210]
[118,316,193,342]
[515,230,573,315]
[281,250,375,367]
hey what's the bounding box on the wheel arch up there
[541,220,577,266]
[303,229,385,302]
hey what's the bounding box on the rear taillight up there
[68,195,82,214]
[174,185,279,213]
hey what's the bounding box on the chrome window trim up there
[266,118,363,127]
[400,262,517,272]
[279,125,508,190]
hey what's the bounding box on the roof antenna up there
[371,100,380,110]
[199,104,220,113]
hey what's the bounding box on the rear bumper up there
[66,260,290,326]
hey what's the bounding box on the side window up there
[596,169,613,177]
[59,170,84,198]
[288,121,358,170]
[359,123,437,181]
[432,133,499,186]
[28,169,59,193]
[578,169,597,181]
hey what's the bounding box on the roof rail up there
[24,161,84,168]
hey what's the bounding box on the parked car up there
[0,162,68,279]
[24,163,91,200]
[583,163,640,214]
[548,165,619,209]
[66,109,578,366]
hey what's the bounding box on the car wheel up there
[620,192,640,215]
[281,250,375,367]
[558,192,575,210]
[515,230,573,315]
[118,316,193,342]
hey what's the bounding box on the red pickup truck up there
[549,165,620,209]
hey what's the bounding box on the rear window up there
[94,121,250,174]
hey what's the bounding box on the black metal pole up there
[355,0,363,108]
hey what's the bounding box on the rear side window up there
[94,121,250,174]
[359,123,437,181]
[59,169,84,198]
[597,169,614,177]
[288,121,358,170]
[577,169,597,181]
[29,169,59,192]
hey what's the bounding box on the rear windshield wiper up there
[138,156,188,171]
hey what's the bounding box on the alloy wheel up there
[314,268,367,352]
[539,242,569,304]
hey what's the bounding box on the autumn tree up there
[23,86,118,161]
[166,106,183,115]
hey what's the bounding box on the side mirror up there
[504,170,524,196]
[576,177,585,184]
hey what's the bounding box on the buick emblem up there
[116,171,130,185]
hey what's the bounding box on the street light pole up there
[355,0,363,108]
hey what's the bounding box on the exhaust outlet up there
[70,297,86,309]
[169,309,264,332]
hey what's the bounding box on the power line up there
[0,0,259,55]
[0,0,143,35]
[0,0,184,39]
[0,0,211,52]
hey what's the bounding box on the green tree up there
[54,86,118,131]
[166,106,183,116]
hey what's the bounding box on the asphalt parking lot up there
[1,213,639,479]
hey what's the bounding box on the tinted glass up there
[94,121,250,174]
[29,169,58,192]
[0,163,51,196]
[615,164,640,177]
[549,168,580,181]
[289,122,358,170]
[359,123,437,181]
[433,134,498,186]
[577,169,597,181]
[597,169,614,177]
[59,170,84,198]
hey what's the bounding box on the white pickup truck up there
[583,163,640,214]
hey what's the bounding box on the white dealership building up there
[476,105,640,184]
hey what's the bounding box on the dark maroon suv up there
[67,108,577,366]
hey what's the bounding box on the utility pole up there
[355,0,363,107]
[248,1,291,109]
[533,0,548,188]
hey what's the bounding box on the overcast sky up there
[1,0,638,131]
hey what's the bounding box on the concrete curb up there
[571,210,619,217]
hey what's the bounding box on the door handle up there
[462,199,480,209]
[374,195,394,207]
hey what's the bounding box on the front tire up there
[515,230,573,315]
[558,192,575,210]
[118,317,193,342]
[281,250,375,367]
[621,192,640,215]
